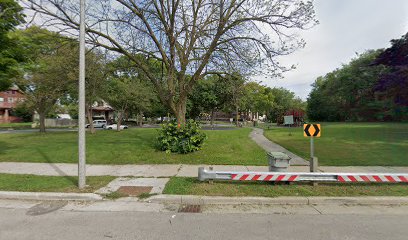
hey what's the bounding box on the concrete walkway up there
[1,162,407,177]
[250,128,309,166]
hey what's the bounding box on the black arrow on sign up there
[312,124,320,136]
[304,124,311,136]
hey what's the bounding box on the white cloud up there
[254,0,408,100]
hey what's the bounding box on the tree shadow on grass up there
[36,149,76,185]
[0,140,12,155]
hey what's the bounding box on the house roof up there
[92,106,114,111]
[9,86,24,94]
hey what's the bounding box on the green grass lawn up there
[163,177,408,197]
[0,128,267,165]
[0,174,115,192]
[263,122,408,166]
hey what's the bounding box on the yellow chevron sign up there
[304,124,321,137]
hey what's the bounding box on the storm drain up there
[178,205,202,213]
[116,186,152,196]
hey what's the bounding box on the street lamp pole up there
[78,0,86,189]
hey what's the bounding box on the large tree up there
[189,75,233,124]
[105,77,154,131]
[241,81,275,119]
[14,26,76,132]
[226,73,247,125]
[25,0,317,124]
[0,0,25,90]
[63,48,109,133]
[373,33,408,121]
[107,55,161,127]
[307,50,388,121]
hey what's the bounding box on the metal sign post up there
[310,136,314,160]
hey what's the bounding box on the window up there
[0,97,3,102]
[8,98,13,103]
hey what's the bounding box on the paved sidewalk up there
[250,128,309,165]
[1,162,407,177]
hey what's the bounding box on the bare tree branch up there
[23,0,317,123]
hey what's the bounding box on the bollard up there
[310,157,318,172]
[209,166,214,184]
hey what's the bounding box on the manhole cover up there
[178,205,201,213]
[116,186,152,196]
[26,201,67,216]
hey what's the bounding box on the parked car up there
[85,120,107,128]
[104,124,129,130]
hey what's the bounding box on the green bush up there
[157,120,207,154]
[13,103,33,122]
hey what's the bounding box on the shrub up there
[157,120,207,154]
[13,103,33,122]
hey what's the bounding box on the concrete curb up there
[0,191,103,201]
[147,195,408,206]
[2,191,408,206]
[307,196,408,205]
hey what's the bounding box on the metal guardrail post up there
[310,157,318,173]
[198,167,218,181]
[310,157,319,186]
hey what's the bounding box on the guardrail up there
[198,167,408,183]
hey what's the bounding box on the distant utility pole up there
[78,0,86,189]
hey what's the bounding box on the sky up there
[255,0,408,100]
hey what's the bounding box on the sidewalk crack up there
[310,205,323,215]
[175,164,183,177]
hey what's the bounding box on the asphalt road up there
[0,125,238,134]
[1,201,408,240]
[0,128,79,134]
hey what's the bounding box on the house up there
[278,109,305,126]
[0,86,26,123]
[91,101,115,122]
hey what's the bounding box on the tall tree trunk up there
[138,111,143,127]
[86,105,95,134]
[39,111,46,133]
[235,105,239,127]
[174,100,187,125]
[210,109,215,126]
[117,111,123,131]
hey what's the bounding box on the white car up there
[85,120,107,128]
[104,124,129,130]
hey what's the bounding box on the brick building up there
[0,86,26,123]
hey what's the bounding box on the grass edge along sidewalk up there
[2,174,408,198]
[163,177,408,197]
[0,174,115,193]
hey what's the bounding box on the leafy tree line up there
[188,76,306,124]
[8,24,305,133]
[9,26,160,132]
[307,33,408,122]
[24,0,317,125]
[1,0,316,155]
